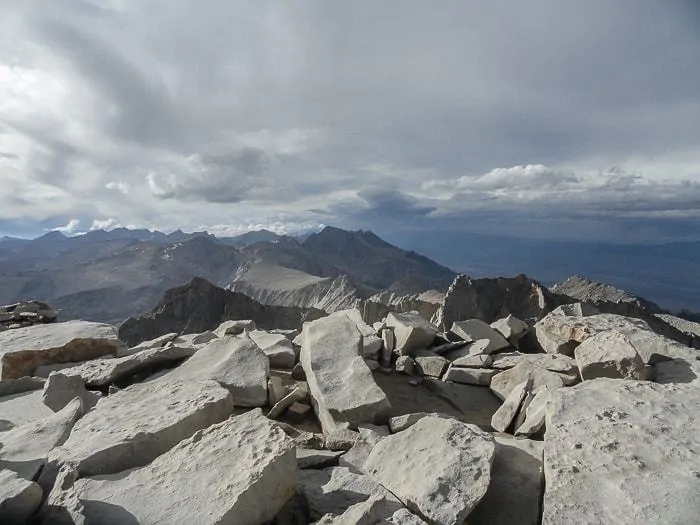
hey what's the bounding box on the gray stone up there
[118,332,179,356]
[364,416,495,524]
[316,494,407,525]
[414,351,449,378]
[490,314,529,341]
[0,398,82,480]
[385,312,438,356]
[443,366,498,386]
[468,437,544,525]
[72,409,295,525]
[451,354,492,368]
[388,412,431,433]
[249,329,296,369]
[0,469,43,523]
[364,358,380,371]
[298,466,399,521]
[287,401,311,423]
[490,362,564,401]
[60,345,196,387]
[42,372,99,412]
[574,330,645,380]
[490,351,577,374]
[0,390,54,428]
[214,318,256,336]
[381,328,395,366]
[344,309,383,359]
[47,379,232,477]
[395,356,414,375]
[551,302,600,317]
[163,335,269,407]
[36,465,85,525]
[543,379,700,524]
[267,375,287,406]
[388,507,428,524]
[301,313,390,433]
[491,380,529,433]
[268,384,309,420]
[442,339,491,361]
[291,362,306,380]
[297,448,343,469]
[0,321,122,380]
[0,376,45,397]
[450,320,509,353]
[515,386,552,437]
[338,424,389,474]
[325,426,360,451]
[176,330,219,347]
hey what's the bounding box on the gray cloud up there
[0,0,699,241]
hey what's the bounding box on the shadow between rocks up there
[81,500,140,525]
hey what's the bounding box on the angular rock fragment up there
[0,469,42,523]
[574,330,645,380]
[450,319,509,353]
[287,401,311,423]
[316,494,408,525]
[343,309,383,359]
[72,409,295,525]
[515,385,552,437]
[364,415,495,524]
[163,336,269,406]
[451,354,492,368]
[543,379,700,524]
[443,365,497,386]
[490,351,577,373]
[176,330,218,347]
[301,314,390,433]
[42,372,99,412]
[0,398,82,480]
[297,448,343,470]
[385,312,437,356]
[388,412,432,433]
[118,332,179,356]
[413,351,449,378]
[249,329,296,369]
[325,426,360,451]
[442,339,491,361]
[338,424,389,474]
[0,321,122,380]
[0,376,45,397]
[491,380,529,433]
[268,384,309,420]
[214,319,256,337]
[0,390,54,428]
[381,328,395,366]
[47,379,232,477]
[395,355,414,374]
[490,362,564,401]
[298,466,399,521]
[490,314,529,342]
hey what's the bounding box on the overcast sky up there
[1,0,699,242]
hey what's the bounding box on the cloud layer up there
[1,0,699,241]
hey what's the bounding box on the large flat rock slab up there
[364,415,495,524]
[301,313,390,432]
[0,389,54,427]
[48,379,232,476]
[0,321,122,379]
[543,379,700,524]
[162,335,269,407]
[0,469,43,523]
[385,312,437,356]
[72,409,296,525]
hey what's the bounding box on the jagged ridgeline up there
[1,228,699,524]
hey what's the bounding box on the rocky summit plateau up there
[0,228,699,524]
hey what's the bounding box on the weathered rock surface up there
[42,372,99,412]
[338,424,389,474]
[450,320,509,353]
[163,336,269,407]
[543,379,700,524]
[414,351,449,378]
[301,313,390,432]
[490,351,577,373]
[395,355,414,374]
[0,390,54,427]
[385,312,437,356]
[316,494,411,525]
[388,412,432,433]
[452,354,492,368]
[443,366,498,386]
[490,314,529,341]
[0,469,43,523]
[215,318,256,336]
[468,437,543,525]
[490,362,564,400]
[344,309,383,359]
[364,415,495,524]
[297,448,343,470]
[0,376,45,397]
[442,339,491,361]
[119,332,179,356]
[574,331,645,380]
[0,321,122,379]
[0,398,82,480]
[176,330,218,347]
[72,409,296,525]
[249,329,296,369]
[491,380,529,432]
[515,385,552,437]
[61,345,196,387]
[268,384,309,420]
[47,379,232,477]
[298,466,399,521]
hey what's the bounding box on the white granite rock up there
[543,379,700,524]
[344,309,384,359]
[364,415,495,524]
[268,384,309,420]
[490,362,565,401]
[176,331,218,347]
[0,398,82,480]
[515,386,552,437]
[301,313,390,433]
[442,339,491,361]
[468,437,543,525]
[72,409,296,525]
[443,366,498,386]
[0,469,43,523]
[574,331,645,380]
[338,424,390,474]
[381,328,395,366]
[388,412,434,433]
[163,335,269,407]
[451,354,492,368]
[385,312,438,356]
[414,351,449,378]
[0,376,45,397]
[490,315,529,341]
[491,380,529,432]
[298,466,399,521]
[214,319,256,337]
[297,448,343,469]
[118,332,179,356]
[249,330,296,369]
[316,494,408,524]
[490,351,577,373]
[47,379,232,477]
[61,345,196,387]
[0,390,54,427]
[42,372,98,412]
[0,321,122,379]
[450,320,509,353]
[395,355,414,374]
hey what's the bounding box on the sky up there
[1,0,700,242]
